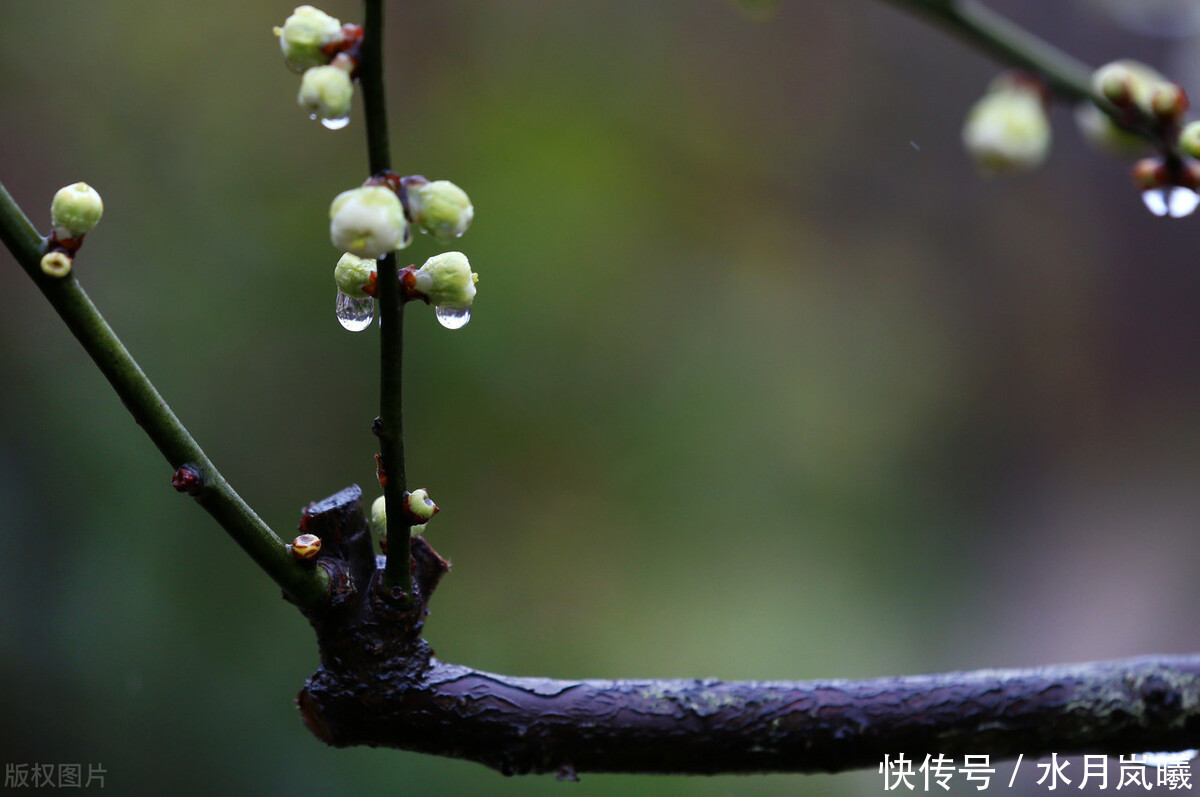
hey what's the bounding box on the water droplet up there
[335,291,375,331]
[435,306,471,329]
[321,116,350,130]
[308,113,318,121]
[1141,186,1200,218]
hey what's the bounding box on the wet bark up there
[294,487,1200,777]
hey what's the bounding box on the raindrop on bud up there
[335,290,376,331]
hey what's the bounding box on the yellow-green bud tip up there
[414,251,477,310]
[330,185,409,259]
[299,62,354,125]
[277,5,343,72]
[409,180,474,244]
[40,251,73,278]
[50,182,103,239]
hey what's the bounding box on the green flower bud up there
[40,251,72,278]
[1180,122,1200,159]
[50,182,103,239]
[275,5,343,72]
[334,252,377,298]
[298,61,354,125]
[404,488,440,522]
[370,495,387,537]
[330,185,410,259]
[962,82,1051,174]
[369,494,429,537]
[414,252,478,310]
[408,180,474,244]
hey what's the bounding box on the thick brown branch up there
[294,488,1200,777]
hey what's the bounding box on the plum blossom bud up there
[1076,61,1172,157]
[407,179,474,244]
[404,489,440,522]
[962,77,1051,174]
[412,252,477,310]
[50,182,104,239]
[290,533,322,561]
[275,5,343,72]
[330,185,410,259]
[298,61,354,125]
[369,494,429,537]
[1180,121,1200,159]
[334,252,377,298]
[370,495,387,537]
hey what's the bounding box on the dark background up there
[2,1,1199,794]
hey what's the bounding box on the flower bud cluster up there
[1076,60,1188,156]
[274,6,363,127]
[329,175,480,327]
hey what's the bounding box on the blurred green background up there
[3,1,1200,794]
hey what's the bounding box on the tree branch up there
[0,180,329,608]
[358,0,414,595]
[879,0,1097,102]
[295,487,1200,776]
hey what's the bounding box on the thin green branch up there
[360,0,413,594]
[0,181,328,608]
[880,0,1097,101]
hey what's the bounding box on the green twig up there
[878,0,1175,147]
[359,0,413,594]
[880,0,1096,101]
[0,181,328,608]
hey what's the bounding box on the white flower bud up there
[407,180,474,244]
[275,5,343,72]
[962,81,1051,174]
[334,253,377,299]
[298,63,354,124]
[413,252,478,310]
[50,182,104,239]
[330,186,409,259]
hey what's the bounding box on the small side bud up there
[404,488,440,523]
[298,60,354,126]
[333,252,377,298]
[39,251,72,278]
[412,251,478,310]
[171,464,204,495]
[290,533,322,561]
[275,5,343,72]
[962,78,1051,174]
[50,182,104,240]
[407,179,474,244]
[330,185,410,259]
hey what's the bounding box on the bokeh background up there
[2,1,1199,794]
